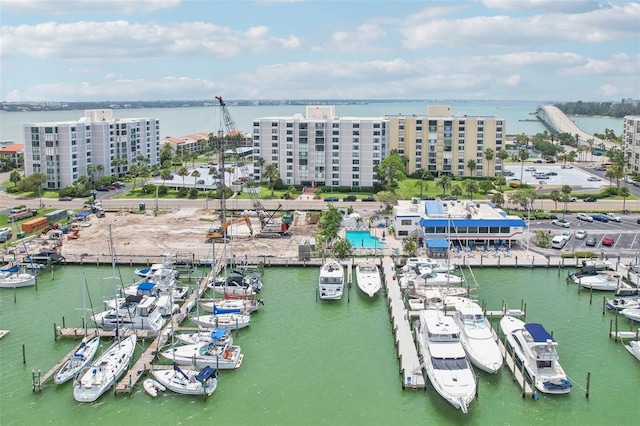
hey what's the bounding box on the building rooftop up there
[396,198,509,220]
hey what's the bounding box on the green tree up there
[494,174,506,191]
[413,180,429,198]
[161,169,172,185]
[256,157,265,179]
[484,148,494,176]
[191,169,201,188]
[479,180,494,195]
[331,237,353,259]
[160,144,174,165]
[378,154,406,191]
[466,159,477,177]
[375,191,398,210]
[450,184,463,199]
[619,186,630,212]
[561,185,572,212]
[549,189,562,211]
[9,170,22,187]
[318,205,343,241]
[263,163,280,197]
[177,167,189,186]
[128,164,140,188]
[510,187,537,211]
[437,175,452,196]
[461,179,479,200]
[491,192,505,207]
[403,237,418,257]
[518,148,529,181]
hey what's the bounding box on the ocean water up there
[0,264,638,425]
[0,100,623,144]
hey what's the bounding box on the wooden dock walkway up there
[115,270,212,393]
[381,257,426,390]
[498,335,535,398]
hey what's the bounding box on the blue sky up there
[1,0,638,102]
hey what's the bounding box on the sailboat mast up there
[107,225,121,345]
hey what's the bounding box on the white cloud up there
[1,0,183,14]
[1,20,301,61]
[482,0,599,13]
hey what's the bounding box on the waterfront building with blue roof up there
[392,198,527,252]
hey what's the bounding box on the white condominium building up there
[23,109,160,189]
[386,106,506,177]
[252,106,388,188]
[622,116,640,174]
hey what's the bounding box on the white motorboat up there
[568,268,624,291]
[318,258,344,300]
[123,272,188,300]
[0,271,36,288]
[73,334,137,402]
[406,289,446,311]
[605,296,640,311]
[151,364,218,396]
[355,263,381,297]
[451,300,503,374]
[500,316,572,394]
[624,340,640,362]
[403,257,455,273]
[135,263,164,278]
[93,295,166,334]
[162,341,244,370]
[408,285,469,300]
[400,270,464,289]
[175,327,233,346]
[54,336,101,384]
[191,305,251,330]
[200,297,262,314]
[207,272,263,297]
[620,308,640,322]
[415,309,476,413]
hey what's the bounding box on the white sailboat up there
[451,299,503,374]
[55,274,100,384]
[151,280,218,396]
[624,340,640,362]
[73,226,138,402]
[355,262,381,297]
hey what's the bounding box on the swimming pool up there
[345,230,385,249]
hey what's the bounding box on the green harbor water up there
[0,264,639,425]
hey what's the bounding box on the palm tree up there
[191,170,201,188]
[256,157,265,180]
[484,148,494,177]
[450,184,463,199]
[9,170,22,187]
[549,189,561,211]
[413,180,429,198]
[518,148,529,181]
[263,163,280,197]
[491,191,505,207]
[461,179,478,200]
[96,164,104,180]
[466,159,477,177]
[177,167,189,186]
[561,184,572,212]
[495,174,506,191]
[619,186,630,212]
[437,175,452,196]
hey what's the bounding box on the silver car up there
[576,213,593,222]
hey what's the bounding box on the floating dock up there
[381,257,426,390]
[498,335,536,398]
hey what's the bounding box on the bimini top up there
[524,323,555,343]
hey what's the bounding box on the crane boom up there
[215,96,271,225]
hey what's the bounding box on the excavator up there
[205,215,253,242]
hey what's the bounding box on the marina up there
[1,260,639,424]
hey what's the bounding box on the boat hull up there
[0,273,36,288]
[54,336,101,384]
[151,367,217,396]
[73,334,137,402]
[355,264,381,297]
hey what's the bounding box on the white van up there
[0,227,12,243]
[551,235,567,249]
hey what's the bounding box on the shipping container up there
[21,217,48,233]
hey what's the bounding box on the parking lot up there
[504,164,603,189]
[529,212,640,254]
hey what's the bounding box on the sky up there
[1,0,639,103]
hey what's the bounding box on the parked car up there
[561,231,572,241]
[342,195,357,202]
[109,185,117,190]
[602,237,614,246]
[591,214,609,223]
[584,197,597,202]
[58,195,73,201]
[547,171,558,176]
[551,218,570,228]
[637,218,640,224]
[362,196,376,202]
[561,164,573,169]
[95,186,109,191]
[605,213,621,222]
[534,159,543,164]
[442,196,458,201]
[575,230,587,240]
[568,196,577,202]
[525,167,536,171]
[501,170,515,176]
[546,159,556,164]
[576,213,593,222]
[587,176,601,181]
[324,196,339,202]
[594,166,607,171]
[585,236,596,246]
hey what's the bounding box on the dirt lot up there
[57,208,320,262]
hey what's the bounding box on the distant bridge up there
[536,105,611,149]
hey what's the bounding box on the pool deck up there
[344,228,394,251]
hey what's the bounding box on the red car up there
[602,237,614,246]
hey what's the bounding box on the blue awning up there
[137,282,155,292]
[419,218,526,227]
[76,211,90,218]
[525,323,555,342]
[426,238,449,248]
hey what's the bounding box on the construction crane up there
[215,96,293,237]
